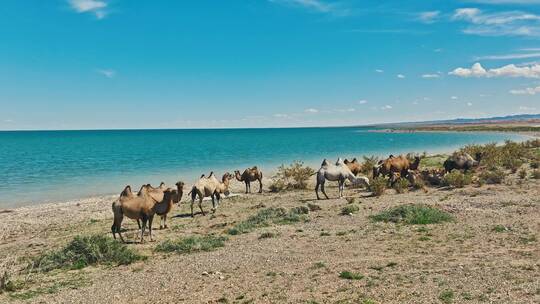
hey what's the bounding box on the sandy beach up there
[1,154,539,303]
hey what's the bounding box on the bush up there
[227,207,308,235]
[361,155,379,177]
[269,161,315,192]
[32,235,144,272]
[258,232,277,239]
[479,168,505,184]
[370,204,453,225]
[532,170,540,179]
[339,271,364,280]
[155,235,226,254]
[369,177,387,196]
[393,178,409,193]
[341,205,360,215]
[442,171,472,188]
[518,168,527,179]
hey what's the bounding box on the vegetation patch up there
[258,232,277,239]
[442,171,472,188]
[393,178,410,193]
[341,204,360,215]
[31,235,144,272]
[532,170,540,179]
[155,235,227,254]
[479,168,505,184]
[369,177,387,196]
[421,154,447,168]
[307,203,322,211]
[339,271,364,280]
[269,161,315,192]
[370,204,453,225]
[439,290,454,304]
[361,155,379,177]
[227,207,308,235]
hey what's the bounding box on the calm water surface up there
[0,127,528,208]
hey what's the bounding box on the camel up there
[443,152,481,173]
[374,155,421,179]
[234,166,263,194]
[315,158,370,200]
[189,172,232,217]
[343,158,363,176]
[151,181,184,229]
[111,184,172,243]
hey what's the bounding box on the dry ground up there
[0,172,539,303]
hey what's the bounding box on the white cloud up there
[97,69,116,78]
[381,105,393,110]
[452,7,540,37]
[304,108,319,113]
[68,0,108,19]
[467,102,473,106]
[451,96,459,100]
[375,69,384,73]
[509,85,540,95]
[475,52,540,60]
[449,62,540,78]
[358,99,368,104]
[418,11,440,23]
[397,74,405,79]
[4,119,13,123]
[273,113,290,118]
[422,73,440,78]
[268,0,349,16]
[518,105,537,111]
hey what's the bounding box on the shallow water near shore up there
[0,127,528,208]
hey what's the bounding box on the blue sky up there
[0,0,539,130]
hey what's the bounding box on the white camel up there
[189,172,232,217]
[315,158,370,200]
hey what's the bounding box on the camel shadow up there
[172,211,205,219]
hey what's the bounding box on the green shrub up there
[269,161,315,192]
[369,177,387,196]
[361,155,379,177]
[393,178,410,193]
[439,290,454,304]
[155,235,227,254]
[442,171,472,188]
[32,235,144,272]
[258,232,277,239]
[341,205,360,215]
[339,271,364,280]
[227,207,307,235]
[479,168,505,184]
[370,204,453,225]
[532,170,540,179]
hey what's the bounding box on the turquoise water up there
[0,128,527,208]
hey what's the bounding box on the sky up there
[0,0,539,130]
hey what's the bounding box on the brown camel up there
[189,172,232,217]
[156,181,184,229]
[234,166,263,194]
[374,155,421,178]
[111,184,174,243]
[343,158,363,176]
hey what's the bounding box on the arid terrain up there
[1,155,539,304]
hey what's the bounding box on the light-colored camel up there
[315,158,370,200]
[111,184,175,243]
[234,166,263,194]
[189,172,232,217]
[343,158,363,176]
[443,152,480,173]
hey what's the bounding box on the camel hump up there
[352,158,357,163]
[159,182,165,187]
[336,157,344,165]
[251,166,258,171]
[209,171,214,177]
[120,185,132,197]
[200,174,205,178]
[321,159,329,167]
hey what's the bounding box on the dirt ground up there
[1,170,539,304]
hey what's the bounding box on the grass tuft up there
[155,235,227,254]
[369,177,387,196]
[227,207,308,235]
[339,271,364,280]
[31,235,144,272]
[341,204,360,215]
[442,171,472,188]
[370,204,453,225]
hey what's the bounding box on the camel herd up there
[110,152,480,243]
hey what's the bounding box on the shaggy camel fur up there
[189,172,232,217]
[143,182,184,229]
[374,155,421,179]
[443,152,480,173]
[234,166,263,194]
[112,185,155,243]
[343,158,363,176]
[315,158,370,200]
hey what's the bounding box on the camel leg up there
[258,178,263,193]
[315,181,321,200]
[148,215,154,242]
[111,214,124,243]
[320,181,329,199]
[211,194,216,212]
[163,214,168,229]
[199,196,205,216]
[137,219,141,229]
[214,193,221,213]
[140,216,147,244]
[190,197,195,217]
[245,182,249,194]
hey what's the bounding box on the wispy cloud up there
[304,108,319,113]
[475,52,540,60]
[375,69,384,73]
[358,99,368,104]
[273,113,291,118]
[97,69,116,78]
[449,62,540,78]
[268,0,349,16]
[422,73,441,78]
[397,74,405,79]
[510,85,540,95]
[68,0,108,19]
[381,105,393,110]
[452,7,540,36]
[467,0,540,4]
[418,11,440,23]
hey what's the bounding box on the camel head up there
[410,156,422,170]
[222,173,232,196]
[474,152,482,164]
[175,181,184,190]
[234,170,243,181]
[354,176,370,188]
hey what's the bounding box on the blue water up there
[0,128,528,208]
